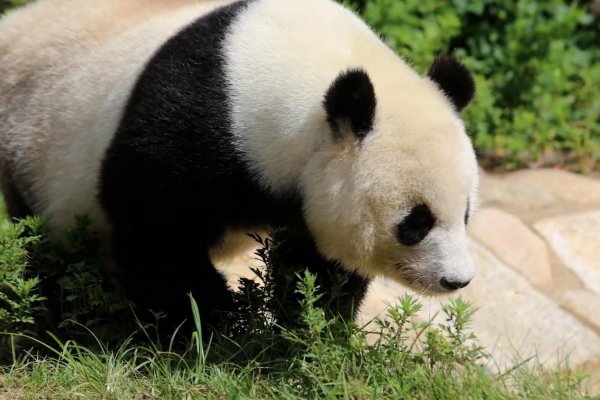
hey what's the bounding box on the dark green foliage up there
[228,234,279,337]
[0,218,46,337]
[194,230,353,364]
[345,0,599,171]
[0,0,27,13]
[235,230,358,330]
[0,215,131,360]
[28,216,131,335]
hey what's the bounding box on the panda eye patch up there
[396,204,436,246]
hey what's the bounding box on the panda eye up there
[396,204,436,246]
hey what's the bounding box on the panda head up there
[300,55,478,294]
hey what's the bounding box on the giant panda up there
[0,0,478,330]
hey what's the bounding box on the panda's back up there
[0,0,237,232]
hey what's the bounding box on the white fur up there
[225,0,479,292]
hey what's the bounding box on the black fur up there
[396,204,436,246]
[427,55,475,112]
[323,69,377,141]
[99,2,369,333]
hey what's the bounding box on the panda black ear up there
[323,68,377,141]
[427,55,475,112]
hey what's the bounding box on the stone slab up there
[505,169,600,206]
[469,207,552,286]
[535,211,600,295]
[480,172,557,210]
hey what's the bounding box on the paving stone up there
[480,172,557,210]
[561,289,600,333]
[359,241,600,370]
[535,211,600,295]
[469,207,552,286]
[505,169,600,206]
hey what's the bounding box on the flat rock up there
[359,241,600,370]
[480,172,557,210]
[505,169,600,206]
[561,289,600,333]
[469,207,552,286]
[535,211,600,295]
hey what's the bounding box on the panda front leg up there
[271,225,371,327]
[111,221,235,337]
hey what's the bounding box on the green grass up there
[0,346,593,399]
[0,294,596,400]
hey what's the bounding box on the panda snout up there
[439,277,471,291]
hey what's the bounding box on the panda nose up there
[440,277,471,290]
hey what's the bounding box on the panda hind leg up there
[111,224,235,340]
